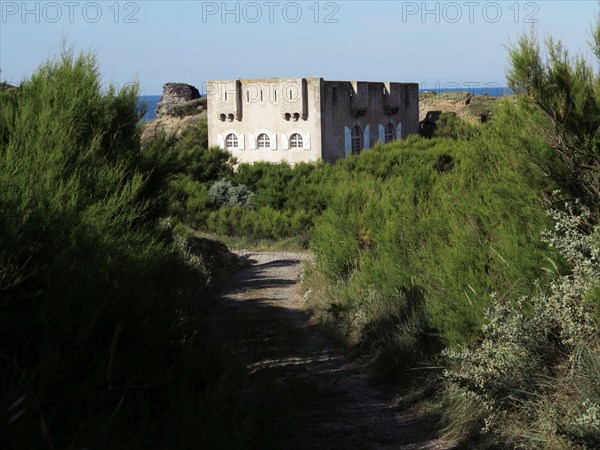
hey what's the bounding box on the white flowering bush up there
[443,203,600,447]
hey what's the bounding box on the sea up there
[139,87,511,122]
[422,87,512,97]
[139,95,162,122]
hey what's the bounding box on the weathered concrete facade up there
[207,78,419,163]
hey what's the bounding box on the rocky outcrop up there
[142,82,208,143]
[141,112,206,143]
[164,97,206,117]
[419,110,442,138]
[155,82,202,117]
[419,91,501,124]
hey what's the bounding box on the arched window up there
[257,133,270,148]
[290,133,303,148]
[225,133,238,149]
[351,125,362,155]
[385,123,395,143]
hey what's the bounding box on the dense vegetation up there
[145,120,329,247]
[437,22,600,448]
[301,24,600,450]
[154,22,600,450]
[3,17,600,449]
[0,50,283,449]
[303,27,600,446]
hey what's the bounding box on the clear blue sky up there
[0,1,597,94]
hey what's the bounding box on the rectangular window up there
[351,126,362,155]
[352,137,361,154]
[385,124,394,143]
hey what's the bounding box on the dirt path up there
[216,251,456,450]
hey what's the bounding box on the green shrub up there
[139,119,235,228]
[434,112,479,139]
[443,204,600,448]
[308,127,554,350]
[232,162,332,215]
[0,48,277,449]
[208,179,254,208]
[507,25,600,210]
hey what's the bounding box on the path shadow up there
[208,253,456,450]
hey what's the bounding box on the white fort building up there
[207,78,419,164]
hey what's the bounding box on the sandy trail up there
[216,251,456,450]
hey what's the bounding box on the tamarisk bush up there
[443,204,600,448]
[0,48,279,449]
[507,16,600,210]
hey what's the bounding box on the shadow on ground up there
[205,252,455,450]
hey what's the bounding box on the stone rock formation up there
[155,82,202,117]
[142,82,207,143]
[141,113,205,143]
[419,91,501,126]
[419,110,442,138]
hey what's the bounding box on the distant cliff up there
[418,91,505,137]
[419,91,501,123]
[155,82,205,117]
[142,82,207,142]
